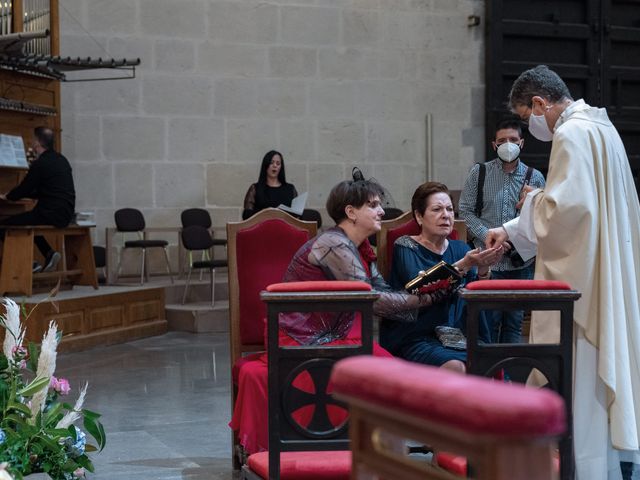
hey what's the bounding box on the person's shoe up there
[32,262,43,273]
[43,251,61,272]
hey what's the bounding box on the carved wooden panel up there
[88,305,124,331]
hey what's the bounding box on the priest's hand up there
[516,184,535,210]
[485,226,509,249]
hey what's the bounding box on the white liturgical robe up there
[504,99,640,479]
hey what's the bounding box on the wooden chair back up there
[227,208,317,368]
[376,212,467,281]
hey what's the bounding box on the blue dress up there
[379,236,492,366]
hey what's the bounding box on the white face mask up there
[496,142,521,162]
[528,111,554,142]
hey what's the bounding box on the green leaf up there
[27,342,39,372]
[76,455,95,472]
[4,412,29,425]
[18,375,50,397]
[83,416,106,451]
[84,443,97,452]
[34,433,61,451]
[48,427,73,438]
[0,353,8,370]
[82,409,102,421]
[44,402,64,426]
[7,400,32,416]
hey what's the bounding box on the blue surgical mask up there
[528,111,554,142]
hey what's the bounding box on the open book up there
[278,192,308,216]
[404,260,462,295]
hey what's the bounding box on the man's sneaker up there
[32,262,43,273]
[43,251,61,273]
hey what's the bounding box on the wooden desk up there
[0,225,98,296]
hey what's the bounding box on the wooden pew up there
[333,356,566,480]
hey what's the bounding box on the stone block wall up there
[59,0,485,246]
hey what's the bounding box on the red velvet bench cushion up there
[331,356,566,437]
[466,279,572,290]
[266,280,372,292]
[247,451,351,480]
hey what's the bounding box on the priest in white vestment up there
[485,65,640,480]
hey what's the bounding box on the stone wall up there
[59,0,485,248]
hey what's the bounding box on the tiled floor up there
[56,332,238,480]
[55,331,639,480]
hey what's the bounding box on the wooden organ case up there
[0,0,59,216]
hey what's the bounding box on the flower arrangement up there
[0,299,106,479]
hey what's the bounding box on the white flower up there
[29,321,59,419]
[2,299,24,361]
[57,382,88,429]
[0,462,14,480]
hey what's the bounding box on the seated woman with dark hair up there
[230,179,438,455]
[380,182,502,373]
[242,150,297,219]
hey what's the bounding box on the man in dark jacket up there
[0,127,76,272]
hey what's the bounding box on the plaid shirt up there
[458,158,545,271]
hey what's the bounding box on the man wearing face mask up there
[485,65,640,480]
[458,117,545,344]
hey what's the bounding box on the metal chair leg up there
[162,247,174,284]
[140,249,146,285]
[210,268,216,307]
[115,248,124,283]
[199,251,205,281]
[182,266,193,305]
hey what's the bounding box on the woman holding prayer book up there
[380,182,502,373]
[230,178,440,455]
[242,150,298,219]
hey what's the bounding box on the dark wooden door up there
[486,0,640,192]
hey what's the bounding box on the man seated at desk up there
[0,126,76,273]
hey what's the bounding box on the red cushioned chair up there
[240,281,379,480]
[375,211,467,281]
[332,356,566,480]
[460,279,581,480]
[227,209,317,468]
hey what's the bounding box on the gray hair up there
[508,65,573,109]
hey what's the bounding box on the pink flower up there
[50,376,71,395]
[73,467,86,478]
[11,345,28,360]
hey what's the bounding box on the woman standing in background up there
[242,150,297,219]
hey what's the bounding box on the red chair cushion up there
[247,451,351,480]
[232,352,264,385]
[466,279,572,290]
[236,219,312,345]
[434,444,561,477]
[435,452,467,476]
[266,281,372,292]
[331,356,566,437]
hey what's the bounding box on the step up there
[164,271,229,304]
[165,300,229,333]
